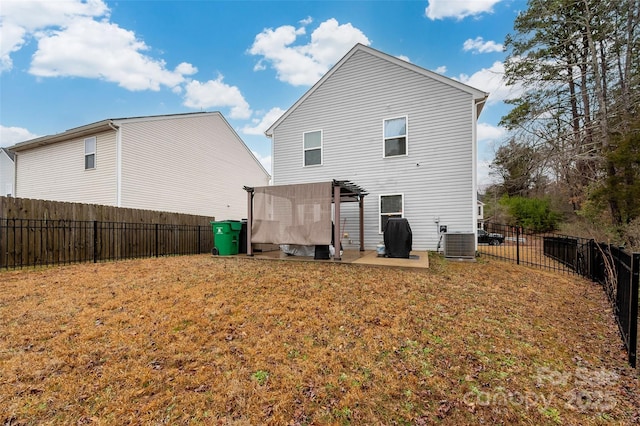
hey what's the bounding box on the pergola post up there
[333,183,341,261]
[359,196,365,251]
[246,188,253,256]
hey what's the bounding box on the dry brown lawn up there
[0,255,638,425]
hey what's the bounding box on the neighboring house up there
[10,112,269,218]
[266,44,488,251]
[0,147,15,196]
[477,200,485,230]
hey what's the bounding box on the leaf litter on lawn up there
[0,254,638,425]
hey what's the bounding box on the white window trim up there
[303,129,323,167]
[382,115,408,158]
[84,136,96,170]
[379,193,404,234]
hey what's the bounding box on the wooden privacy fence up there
[0,197,215,268]
[0,219,213,268]
[0,196,214,225]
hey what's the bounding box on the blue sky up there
[0,0,525,187]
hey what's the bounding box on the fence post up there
[0,219,3,269]
[155,223,159,258]
[93,221,98,263]
[587,240,594,279]
[516,226,520,265]
[629,253,639,368]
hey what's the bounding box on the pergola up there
[243,180,367,260]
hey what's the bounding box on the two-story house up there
[266,44,488,251]
[10,112,270,218]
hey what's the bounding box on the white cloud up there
[249,18,370,86]
[30,19,194,91]
[1,0,196,92]
[0,125,39,147]
[396,55,411,63]
[299,16,313,26]
[435,65,447,74]
[477,122,506,141]
[425,0,503,20]
[252,151,272,174]
[253,60,267,71]
[463,37,503,54]
[1,0,109,30]
[242,107,287,136]
[175,62,198,76]
[457,61,524,104]
[0,0,110,71]
[183,76,252,119]
[0,22,27,71]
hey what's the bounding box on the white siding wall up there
[0,151,15,196]
[119,113,269,219]
[273,50,477,250]
[15,130,117,205]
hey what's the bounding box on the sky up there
[0,0,527,187]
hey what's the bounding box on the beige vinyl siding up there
[15,130,117,205]
[273,49,477,250]
[119,113,269,219]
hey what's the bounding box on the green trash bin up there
[211,220,242,255]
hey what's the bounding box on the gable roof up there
[265,43,489,137]
[9,111,269,177]
[9,112,216,152]
[1,147,15,161]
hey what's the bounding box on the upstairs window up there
[303,130,322,166]
[380,194,403,233]
[383,116,407,157]
[84,137,96,170]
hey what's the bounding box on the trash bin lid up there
[211,222,230,233]
[229,221,242,231]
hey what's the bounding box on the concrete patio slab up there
[235,249,429,269]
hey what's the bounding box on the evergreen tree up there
[501,0,640,225]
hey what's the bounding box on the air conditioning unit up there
[444,233,476,259]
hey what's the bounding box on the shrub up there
[500,195,562,232]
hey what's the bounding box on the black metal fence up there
[583,242,638,369]
[542,236,591,275]
[478,223,639,368]
[0,218,213,269]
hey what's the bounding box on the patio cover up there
[252,182,332,245]
[244,180,367,260]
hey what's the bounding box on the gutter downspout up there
[472,97,487,252]
[265,129,274,186]
[13,152,17,198]
[108,121,122,207]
